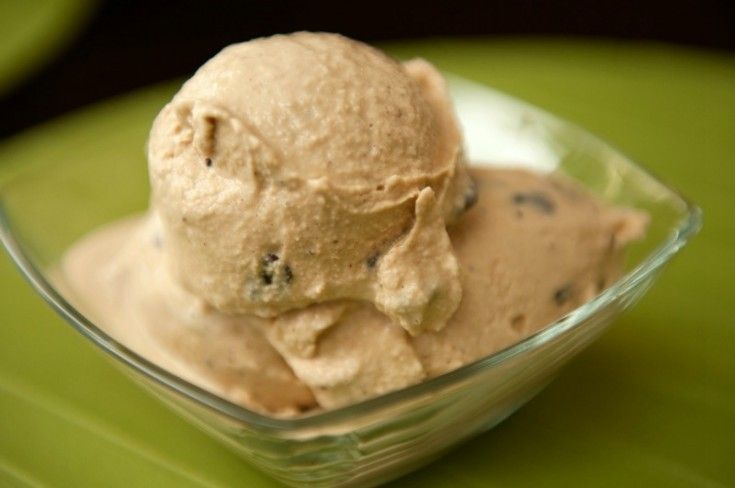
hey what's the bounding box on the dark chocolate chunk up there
[553,283,573,305]
[205,158,213,167]
[296,402,312,413]
[284,264,293,283]
[366,253,379,268]
[597,277,606,292]
[462,180,479,212]
[512,191,556,214]
[452,179,478,219]
[260,269,274,285]
[258,252,292,287]
[510,314,527,332]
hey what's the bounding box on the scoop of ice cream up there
[60,167,648,415]
[411,168,649,376]
[148,32,473,334]
[259,302,425,409]
[61,216,317,416]
[260,167,648,407]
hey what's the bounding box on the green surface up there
[0,39,733,486]
[0,0,95,95]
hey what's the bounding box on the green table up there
[1,40,733,487]
[0,0,95,95]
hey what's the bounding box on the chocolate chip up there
[258,253,292,287]
[296,402,312,413]
[454,179,478,218]
[260,254,276,285]
[510,314,527,332]
[366,253,379,268]
[284,265,293,283]
[512,191,555,214]
[553,283,573,305]
[462,180,479,211]
[205,158,213,167]
[260,269,274,285]
[597,277,606,292]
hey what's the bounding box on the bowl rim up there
[0,80,702,432]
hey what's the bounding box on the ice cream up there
[148,32,474,335]
[229,167,646,409]
[60,32,647,416]
[63,165,645,413]
[62,216,317,416]
[410,168,647,377]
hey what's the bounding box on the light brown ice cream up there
[410,168,647,377]
[60,32,647,416]
[235,167,646,408]
[62,166,645,414]
[148,32,473,335]
[62,215,317,416]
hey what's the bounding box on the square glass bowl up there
[0,76,700,487]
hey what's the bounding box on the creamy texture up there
[411,168,647,376]
[62,167,646,415]
[60,31,647,416]
[148,32,473,335]
[62,216,317,416]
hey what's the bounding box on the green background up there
[0,39,733,486]
[0,0,95,95]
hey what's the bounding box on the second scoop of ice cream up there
[148,32,474,334]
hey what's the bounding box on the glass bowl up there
[0,76,701,487]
